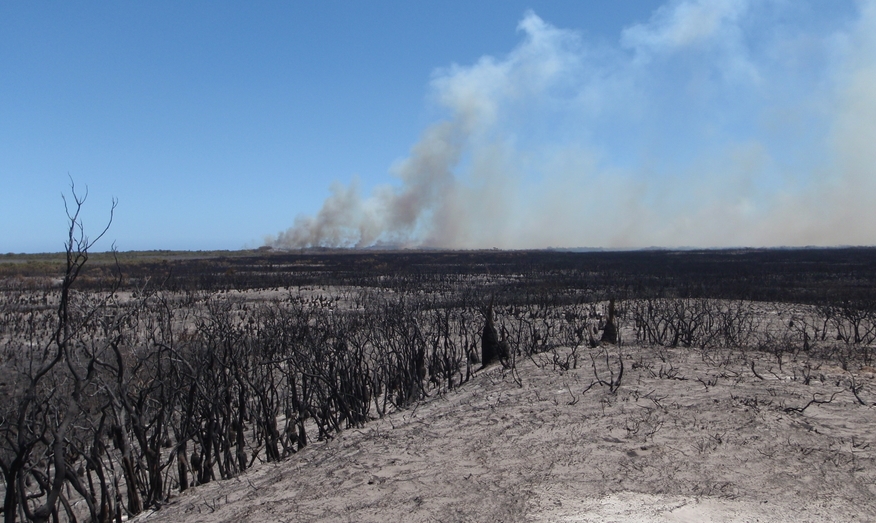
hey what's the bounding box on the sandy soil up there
[131,346,876,523]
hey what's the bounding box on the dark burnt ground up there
[4,247,876,305]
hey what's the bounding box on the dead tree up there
[0,182,116,523]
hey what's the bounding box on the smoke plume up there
[271,1,876,249]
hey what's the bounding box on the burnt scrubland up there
[3,237,876,521]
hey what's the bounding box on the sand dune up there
[132,347,876,523]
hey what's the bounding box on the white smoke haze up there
[271,0,876,250]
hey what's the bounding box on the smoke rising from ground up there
[271,1,876,249]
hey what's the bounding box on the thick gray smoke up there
[271,1,876,249]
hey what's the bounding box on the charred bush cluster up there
[4,201,876,522]
[2,279,547,522]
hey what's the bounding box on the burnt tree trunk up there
[481,301,503,366]
[601,299,618,345]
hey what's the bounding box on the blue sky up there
[2,1,873,252]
